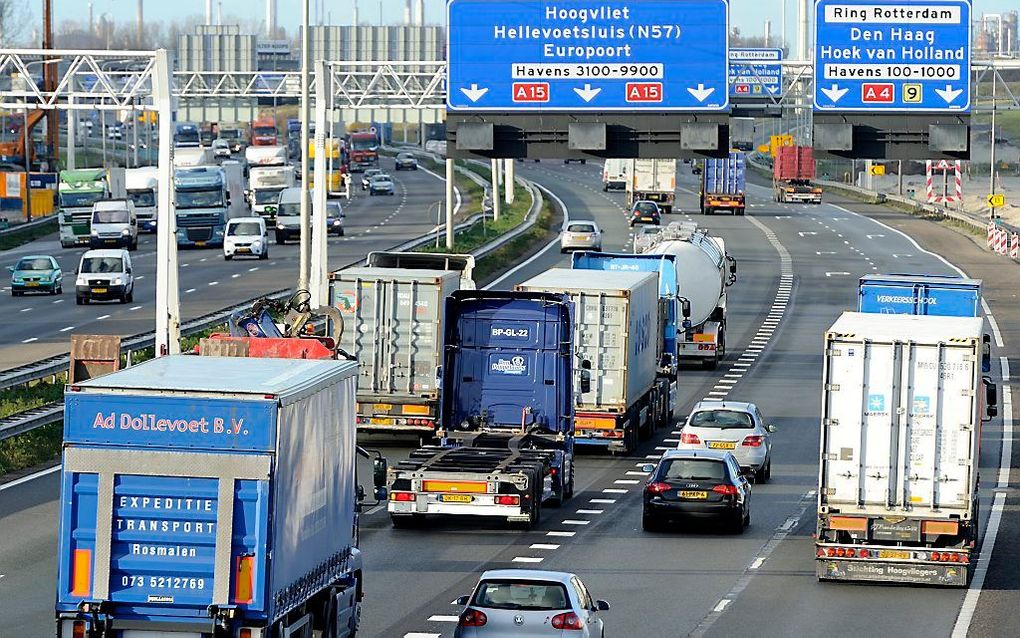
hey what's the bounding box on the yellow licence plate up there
[708,441,736,450]
[236,247,250,253]
[878,550,911,560]
[439,494,474,503]
[680,491,708,499]
[370,417,394,425]
[196,241,207,247]
[26,282,39,287]
[92,287,107,293]
[374,403,393,411]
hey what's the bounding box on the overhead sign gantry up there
[446,0,732,159]
[812,0,973,159]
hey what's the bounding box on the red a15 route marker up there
[513,82,550,103]
[626,82,663,103]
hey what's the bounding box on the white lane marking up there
[130,305,142,311]
[135,275,145,280]
[185,288,196,293]
[866,233,885,239]
[404,633,441,638]
[562,519,591,525]
[613,479,640,485]
[662,438,679,443]
[208,281,219,286]
[512,557,544,563]
[952,493,1006,638]
[603,488,628,494]
[248,267,259,272]
[97,314,110,320]
[59,326,74,332]
[52,299,63,304]
[654,446,670,450]
[427,615,459,623]
[713,600,732,613]
[982,298,1005,347]
[1002,356,1011,383]
[19,308,30,312]
[749,557,766,570]
[531,544,560,550]
[547,530,576,537]
[576,509,604,515]
[0,464,61,491]
[798,231,817,236]
[231,274,240,278]
[181,263,189,267]
[590,498,617,504]
[625,471,648,477]
[21,337,38,343]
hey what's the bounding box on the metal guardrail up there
[0,213,58,239]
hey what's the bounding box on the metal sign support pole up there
[445,159,455,249]
[153,49,181,356]
[310,59,330,308]
[990,64,998,219]
[490,158,500,221]
[67,95,76,170]
[505,159,515,204]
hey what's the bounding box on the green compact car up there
[9,255,63,296]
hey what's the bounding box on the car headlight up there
[12,276,23,283]
[252,239,262,248]
[111,277,122,286]
[90,229,99,236]
[332,219,341,226]
[76,276,87,286]
[276,223,285,230]
[214,228,224,237]
[121,228,131,235]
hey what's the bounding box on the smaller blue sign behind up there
[65,394,277,452]
[729,48,783,98]
[814,0,971,112]
[447,0,730,111]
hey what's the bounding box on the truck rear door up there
[822,337,976,514]
[56,393,275,625]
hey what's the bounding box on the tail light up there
[742,435,764,447]
[844,548,857,558]
[459,609,487,627]
[390,491,415,502]
[72,622,86,638]
[233,555,254,604]
[859,549,871,558]
[495,495,520,506]
[680,432,701,445]
[826,548,837,557]
[646,482,671,495]
[712,484,738,496]
[240,630,252,638]
[551,611,584,630]
[816,548,826,558]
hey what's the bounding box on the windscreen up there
[60,191,104,208]
[16,257,52,270]
[567,223,595,233]
[689,410,753,429]
[635,202,658,214]
[277,202,300,217]
[93,209,129,224]
[228,221,263,236]
[663,459,726,481]
[80,257,123,274]
[253,126,276,138]
[351,137,377,151]
[176,188,223,209]
[254,188,283,204]
[472,580,569,611]
[127,189,155,208]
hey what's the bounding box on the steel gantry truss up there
[0,49,181,357]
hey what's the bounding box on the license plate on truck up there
[439,494,474,503]
[370,417,394,425]
[878,550,911,560]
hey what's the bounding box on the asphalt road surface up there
[0,161,447,369]
[1,160,1017,637]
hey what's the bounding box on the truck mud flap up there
[816,559,969,587]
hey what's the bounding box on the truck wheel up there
[736,208,746,216]
[564,462,575,500]
[702,356,719,371]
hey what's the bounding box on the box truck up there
[700,152,746,215]
[858,274,982,318]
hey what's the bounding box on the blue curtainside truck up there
[55,355,384,638]
[387,291,579,529]
[858,274,982,317]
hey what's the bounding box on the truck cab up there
[174,166,230,248]
[250,117,279,146]
[174,122,200,148]
[58,168,124,248]
[348,132,379,172]
[125,167,158,233]
[248,165,296,218]
[89,199,137,250]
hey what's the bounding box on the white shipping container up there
[626,159,676,196]
[517,269,660,413]
[330,267,461,403]
[819,312,984,520]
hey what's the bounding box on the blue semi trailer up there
[387,291,579,529]
[858,274,982,317]
[55,355,382,637]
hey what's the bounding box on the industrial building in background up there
[975,10,1019,57]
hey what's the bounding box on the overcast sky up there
[50,0,1020,40]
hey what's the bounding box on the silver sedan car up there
[454,569,610,637]
[560,221,603,253]
[677,400,776,483]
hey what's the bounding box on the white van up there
[273,187,302,244]
[75,249,135,305]
[224,217,270,260]
[90,199,138,250]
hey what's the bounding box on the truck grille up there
[186,227,213,242]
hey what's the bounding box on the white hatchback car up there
[223,217,269,260]
[677,401,776,483]
[560,221,603,253]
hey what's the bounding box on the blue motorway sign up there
[814,0,971,112]
[446,0,729,111]
[729,48,783,98]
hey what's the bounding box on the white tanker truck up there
[642,222,736,369]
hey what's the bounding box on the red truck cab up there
[250,117,279,146]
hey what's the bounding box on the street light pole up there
[989,63,998,219]
[299,0,311,292]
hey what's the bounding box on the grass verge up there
[421,181,533,255]
[474,191,560,285]
[0,217,58,251]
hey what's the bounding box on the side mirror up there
[595,600,611,612]
[985,377,999,420]
[767,424,777,433]
[680,298,692,320]
[454,596,470,606]
[579,359,592,394]
[982,334,992,373]
[373,456,388,491]
[641,463,656,473]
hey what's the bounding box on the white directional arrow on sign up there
[821,84,848,103]
[460,84,488,103]
[574,83,602,103]
[934,84,963,104]
[688,84,715,102]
